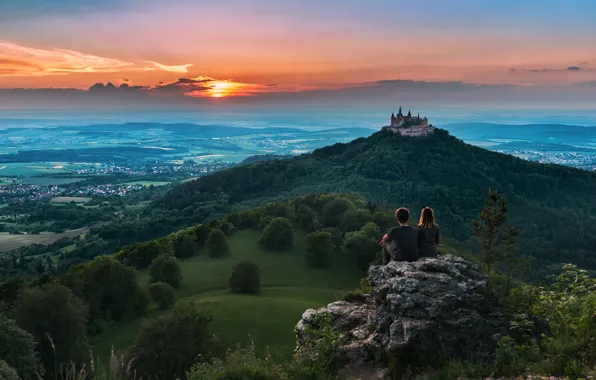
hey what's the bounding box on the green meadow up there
[91,229,363,360]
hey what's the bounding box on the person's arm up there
[417,229,424,248]
[435,226,440,245]
[379,233,389,247]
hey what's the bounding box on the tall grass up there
[56,349,138,380]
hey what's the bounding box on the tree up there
[206,229,229,258]
[0,315,44,380]
[321,198,353,227]
[61,256,148,322]
[149,282,176,310]
[13,284,89,378]
[259,217,294,250]
[0,360,20,380]
[131,301,217,380]
[342,230,379,271]
[0,277,25,306]
[321,227,343,253]
[340,209,372,233]
[472,189,520,272]
[149,255,183,289]
[305,231,334,269]
[229,261,260,294]
[173,234,197,258]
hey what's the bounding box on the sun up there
[209,81,234,98]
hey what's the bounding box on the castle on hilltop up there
[385,107,435,136]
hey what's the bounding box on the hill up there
[149,128,596,278]
[92,228,363,359]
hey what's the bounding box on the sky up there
[1,0,596,110]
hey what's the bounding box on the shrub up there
[259,217,294,250]
[229,261,261,294]
[188,347,280,380]
[305,231,334,269]
[149,254,183,289]
[0,315,44,380]
[149,282,176,310]
[130,301,217,380]
[496,264,596,378]
[206,229,229,258]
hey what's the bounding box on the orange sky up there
[1,0,595,98]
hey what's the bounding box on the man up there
[379,207,420,263]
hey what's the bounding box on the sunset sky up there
[1,0,596,107]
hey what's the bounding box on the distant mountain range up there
[151,128,596,278]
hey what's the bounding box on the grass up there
[92,229,363,360]
[0,228,88,252]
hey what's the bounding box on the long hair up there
[419,207,435,228]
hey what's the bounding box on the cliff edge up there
[295,255,509,374]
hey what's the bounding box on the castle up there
[385,107,435,136]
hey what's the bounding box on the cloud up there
[146,61,193,73]
[511,65,588,73]
[0,40,192,77]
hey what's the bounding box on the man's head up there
[395,207,410,225]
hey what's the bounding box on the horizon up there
[2,0,596,111]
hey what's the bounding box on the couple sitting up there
[380,207,440,264]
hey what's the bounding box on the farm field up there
[91,228,363,360]
[50,196,92,204]
[0,227,87,252]
[124,181,171,187]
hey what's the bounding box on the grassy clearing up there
[0,228,87,252]
[50,196,92,204]
[92,229,362,360]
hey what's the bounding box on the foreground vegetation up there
[1,192,594,380]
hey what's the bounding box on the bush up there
[495,264,596,378]
[149,254,183,289]
[259,217,294,250]
[0,315,44,380]
[305,231,334,269]
[131,301,217,380]
[149,282,176,310]
[188,347,281,380]
[206,229,229,258]
[229,261,261,294]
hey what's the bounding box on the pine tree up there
[472,189,519,272]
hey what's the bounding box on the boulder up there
[296,255,508,369]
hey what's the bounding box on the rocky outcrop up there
[296,255,508,370]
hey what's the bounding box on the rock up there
[295,255,509,369]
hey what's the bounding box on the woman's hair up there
[419,207,435,228]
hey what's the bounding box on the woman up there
[417,207,440,257]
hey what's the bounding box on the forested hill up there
[153,128,596,277]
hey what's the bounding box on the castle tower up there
[398,106,402,116]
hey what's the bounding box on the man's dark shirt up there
[386,225,420,262]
